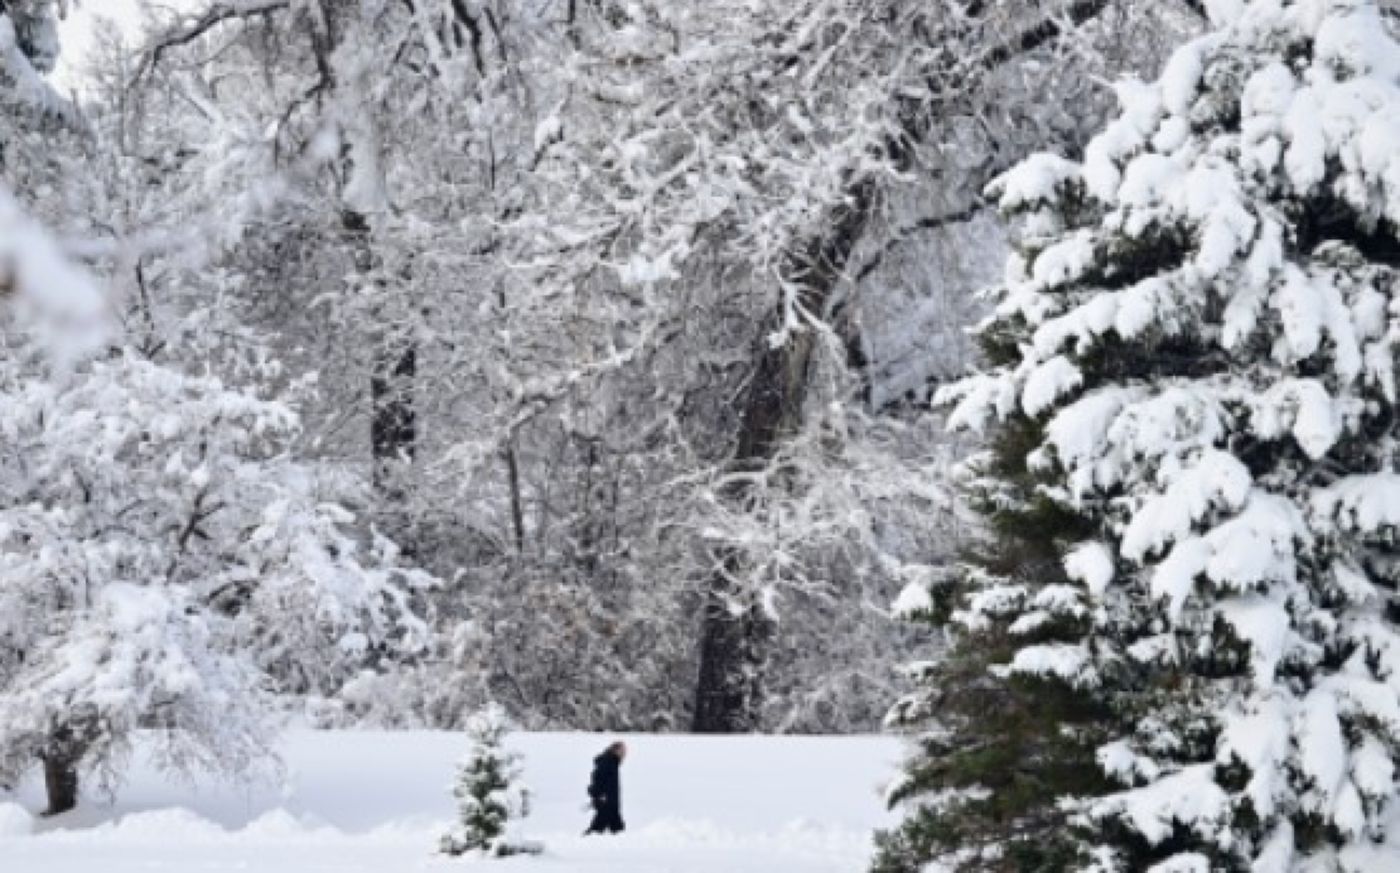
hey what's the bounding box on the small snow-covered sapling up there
[439,704,540,858]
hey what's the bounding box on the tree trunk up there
[691,180,876,733]
[343,209,417,540]
[40,741,82,817]
[42,756,79,816]
[689,0,1119,736]
[370,341,417,490]
[504,437,526,554]
[693,564,776,732]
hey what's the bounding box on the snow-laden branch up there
[129,0,293,86]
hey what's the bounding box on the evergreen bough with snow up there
[440,704,536,858]
[880,1,1400,871]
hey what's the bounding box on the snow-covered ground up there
[0,730,902,872]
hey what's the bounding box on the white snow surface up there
[0,729,901,873]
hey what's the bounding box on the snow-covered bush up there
[440,704,537,858]
[0,189,430,814]
[882,1,1400,870]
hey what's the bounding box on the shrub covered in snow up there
[440,704,537,858]
[0,189,432,815]
[882,1,1400,871]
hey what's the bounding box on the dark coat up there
[586,749,624,833]
[588,751,621,808]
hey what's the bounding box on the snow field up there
[1,730,902,872]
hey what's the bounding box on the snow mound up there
[0,802,33,837]
[240,809,327,839]
[102,809,228,843]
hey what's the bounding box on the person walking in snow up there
[584,741,626,835]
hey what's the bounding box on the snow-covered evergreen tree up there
[884,0,1400,870]
[440,704,534,858]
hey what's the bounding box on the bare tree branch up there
[131,0,292,85]
[854,201,988,284]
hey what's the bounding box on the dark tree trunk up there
[322,9,419,508]
[343,209,417,535]
[689,0,1118,736]
[370,338,417,559]
[371,342,417,488]
[693,564,777,733]
[368,316,416,559]
[42,755,79,816]
[504,437,526,554]
[39,722,89,818]
[692,180,877,733]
